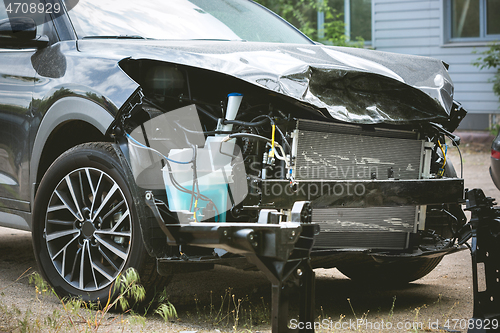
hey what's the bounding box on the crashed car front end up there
[56,0,469,284]
[99,42,468,281]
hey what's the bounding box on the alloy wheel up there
[44,167,132,291]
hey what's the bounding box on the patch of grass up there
[0,267,32,293]
[4,267,473,333]
[43,309,64,332]
[179,289,270,331]
[0,268,178,332]
[387,295,396,322]
[0,303,37,333]
[113,267,147,312]
[155,302,177,322]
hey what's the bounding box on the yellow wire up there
[269,124,276,158]
[437,140,446,176]
[193,199,198,222]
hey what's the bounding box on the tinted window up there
[66,0,312,44]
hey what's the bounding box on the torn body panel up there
[73,40,455,128]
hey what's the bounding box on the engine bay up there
[107,61,467,266]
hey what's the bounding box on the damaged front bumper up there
[258,178,464,208]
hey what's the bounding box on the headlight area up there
[110,59,467,271]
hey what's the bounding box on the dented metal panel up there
[75,39,453,126]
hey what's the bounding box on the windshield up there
[66,0,312,44]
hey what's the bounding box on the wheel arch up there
[30,97,114,223]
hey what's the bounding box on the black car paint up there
[0,38,139,228]
[0,50,35,209]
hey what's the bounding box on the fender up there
[30,97,114,222]
[110,142,169,257]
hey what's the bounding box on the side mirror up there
[0,17,49,48]
[0,17,37,39]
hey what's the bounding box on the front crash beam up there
[145,193,320,333]
[460,189,500,332]
[260,178,464,208]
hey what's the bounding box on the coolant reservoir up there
[162,136,241,222]
[127,104,248,223]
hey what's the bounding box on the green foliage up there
[322,9,347,45]
[254,0,324,40]
[149,287,178,323]
[155,302,178,322]
[323,9,364,47]
[253,0,364,47]
[23,269,167,332]
[473,42,500,103]
[113,267,146,312]
[29,271,52,298]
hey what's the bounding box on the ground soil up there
[0,144,497,332]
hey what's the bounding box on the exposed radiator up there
[312,206,416,249]
[294,119,424,181]
[293,119,424,250]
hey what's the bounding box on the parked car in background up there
[0,0,468,303]
[490,131,500,190]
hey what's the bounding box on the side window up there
[37,13,58,43]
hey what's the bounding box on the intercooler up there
[293,119,425,250]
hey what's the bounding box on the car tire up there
[337,256,443,285]
[32,142,170,303]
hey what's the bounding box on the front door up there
[0,3,36,211]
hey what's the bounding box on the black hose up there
[248,115,292,152]
[234,104,269,119]
[251,114,274,124]
[228,133,274,144]
[222,118,270,127]
[275,125,292,152]
[204,131,234,135]
[429,122,464,179]
[444,134,463,179]
[165,158,220,220]
[196,105,219,122]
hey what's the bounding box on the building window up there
[319,0,372,43]
[346,0,372,42]
[448,0,500,42]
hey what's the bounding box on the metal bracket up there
[145,194,320,332]
[463,189,500,332]
[291,201,312,223]
[246,222,319,333]
[106,88,144,137]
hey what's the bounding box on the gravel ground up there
[0,144,497,333]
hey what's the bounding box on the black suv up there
[0,0,467,303]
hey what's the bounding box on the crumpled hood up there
[79,40,454,125]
